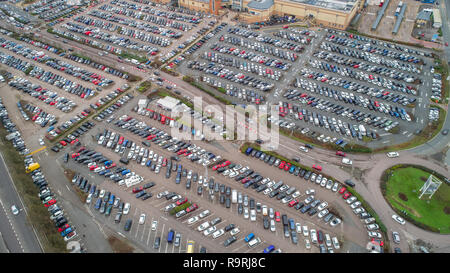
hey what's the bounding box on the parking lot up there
[177,24,437,149]
[36,88,378,253]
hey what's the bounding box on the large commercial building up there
[178,0,362,29]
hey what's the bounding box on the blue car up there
[61,227,72,237]
[109,194,115,205]
[244,233,255,242]
[94,199,102,210]
[263,245,275,253]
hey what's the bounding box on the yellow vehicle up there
[186,240,194,253]
[25,162,40,173]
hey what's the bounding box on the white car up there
[317,201,328,211]
[366,224,380,231]
[325,234,332,247]
[332,182,339,192]
[123,203,131,215]
[318,209,329,218]
[346,196,357,204]
[326,180,333,190]
[230,227,240,236]
[296,223,302,233]
[299,146,309,153]
[386,152,399,158]
[269,208,274,219]
[244,207,249,219]
[187,216,199,225]
[203,226,216,236]
[270,219,276,232]
[139,213,146,224]
[332,237,340,249]
[11,205,19,215]
[151,220,158,231]
[199,210,210,218]
[250,209,256,221]
[305,189,315,195]
[368,231,382,239]
[212,229,225,239]
[350,201,362,209]
[302,226,309,237]
[263,188,272,195]
[262,205,268,216]
[86,193,92,204]
[99,189,106,198]
[38,138,45,146]
[197,221,210,232]
[392,214,405,225]
[364,218,376,224]
[342,157,352,165]
[330,218,342,227]
[292,191,301,198]
[305,239,311,249]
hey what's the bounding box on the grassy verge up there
[169,202,191,215]
[107,235,134,253]
[119,51,147,64]
[374,105,446,152]
[182,76,232,105]
[380,165,450,234]
[136,81,152,93]
[0,128,67,252]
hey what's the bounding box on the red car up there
[284,163,291,171]
[312,164,322,171]
[241,177,251,184]
[176,198,188,206]
[186,203,198,213]
[338,187,347,194]
[58,224,70,232]
[162,158,167,167]
[71,153,80,158]
[89,165,97,171]
[70,139,79,145]
[132,186,143,193]
[278,161,285,169]
[44,199,56,207]
[288,200,298,207]
[59,140,67,146]
[343,192,351,199]
[212,164,221,171]
[105,163,116,169]
[221,161,231,167]
[275,211,281,222]
[336,151,346,157]
[282,25,289,29]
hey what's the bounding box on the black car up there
[263,216,270,229]
[223,236,237,247]
[220,195,225,204]
[124,219,132,231]
[154,237,161,249]
[225,198,231,208]
[197,185,203,195]
[224,224,235,232]
[136,191,146,198]
[237,204,243,214]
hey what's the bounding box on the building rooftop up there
[416,9,431,21]
[247,0,274,10]
[286,0,358,12]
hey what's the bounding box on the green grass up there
[136,81,152,93]
[385,166,450,233]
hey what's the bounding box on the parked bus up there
[187,240,195,253]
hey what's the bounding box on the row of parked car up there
[64,53,129,80]
[273,30,313,45]
[184,23,227,56]
[107,0,196,30]
[220,35,301,63]
[188,61,274,91]
[87,10,181,40]
[22,102,58,128]
[26,0,81,22]
[49,119,95,150]
[1,98,29,155]
[9,77,76,113]
[320,42,420,77]
[94,93,133,122]
[227,27,306,53]
[60,22,158,55]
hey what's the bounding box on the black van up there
[119,157,129,165]
[281,214,288,226]
[124,219,132,231]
